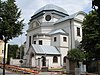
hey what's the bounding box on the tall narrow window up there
[39,40,42,45]
[33,35,36,44]
[54,37,57,42]
[34,41,36,44]
[63,37,67,42]
[53,56,58,63]
[29,36,31,47]
[77,27,80,36]
[63,56,67,63]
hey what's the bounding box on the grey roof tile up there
[55,11,86,24]
[32,44,60,55]
[34,4,68,15]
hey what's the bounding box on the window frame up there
[77,27,81,36]
[39,40,42,45]
[29,36,31,47]
[53,56,58,63]
[63,37,67,42]
[45,15,51,21]
[54,37,57,42]
[34,41,36,44]
[63,56,67,63]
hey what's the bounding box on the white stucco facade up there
[23,4,85,69]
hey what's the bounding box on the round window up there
[45,15,51,21]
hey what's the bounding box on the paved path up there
[35,72,66,75]
[0,68,19,75]
[0,68,67,75]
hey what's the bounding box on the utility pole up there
[3,36,7,75]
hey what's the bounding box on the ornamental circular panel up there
[45,15,51,21]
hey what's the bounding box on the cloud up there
[9,0,92,46]
[15,0,92,23]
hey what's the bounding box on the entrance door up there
[42,56,46,66]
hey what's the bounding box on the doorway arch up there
[29,52,34,66]
[41,56,46,66]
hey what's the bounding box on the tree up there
[0,0,24,40]
[67,49,85,61]
[7,44,19,64]
[0,0,24,74]
[67,48,86,67]
[81,10,100,61]
[16,45,24,59]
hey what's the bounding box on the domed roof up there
[34,4,68,15]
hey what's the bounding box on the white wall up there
[33,35,51,45]
[41,26,54,33]
[54,18,83,49]
[32,57,36,67]
[51,34,60,46]
[54,20,74,50]
[59,47,69,66]
[36,55,61,69]
[59,35,68,47]
[51,33,69,66]
[25,28,41,53]
[75,14,85,22]
[73,21,82,48]
[10,58,21,66]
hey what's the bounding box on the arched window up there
[63,56,67,63]
[53,56,58,63]
[41,56,46,66]
[30,52,34,58]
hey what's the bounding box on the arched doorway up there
[41,56,46,66]
[29,52,34,66]
[63,56,67,68]
[63,56,67,63]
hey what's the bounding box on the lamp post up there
[2,36,7,75]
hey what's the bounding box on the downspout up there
[70,19,73,50]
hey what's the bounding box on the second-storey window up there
[63,37,67,42]
[53,56,58,63]
[77,27,80,36]
[34,41,36,44]
[29,36,31,47]
[39,40,42,45]
[54,37,57,42]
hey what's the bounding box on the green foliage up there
[17,45,24,59]
[0,0,24,40]
[81,10,100,60]
[67,48,86,61]
[7,44,19,64]
[20,45,24,59]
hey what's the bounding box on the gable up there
[75,14,85,22]
[26,45,36,55]
[28,20,40,31]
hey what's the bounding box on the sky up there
[7,0,92,46]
